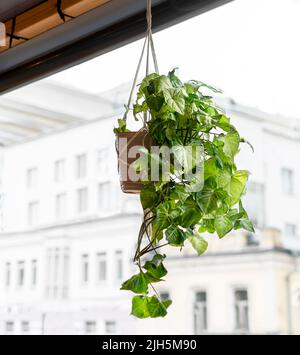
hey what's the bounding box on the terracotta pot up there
[115,129,152,194]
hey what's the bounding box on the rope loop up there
[124,0,159,126]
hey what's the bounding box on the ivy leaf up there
[137,73,160,99]
[153,75,173,93]
[131,296,172,319]
[143,254,167,279]
[187,80,222,94]
[188,232,208,256]
[163,88,185,114]
[222,132,240,160]
[214,215,234,238]
[196,187,218,213]
[236,218,255,233]
[113,118,130,133]
[156,203,172,229]
[204,158,219,180]
[140,185,158,210]
[165,225,186,246]
[229,170,249,206]
[179,199,202,228]
[131,296,150,319]
[146,95,164,112]
[121,273,148,294]
[152,221,164,245]
[234,201,255,233]
[217,170,250,206]
[168,68,183,88]
[147,296,172,318]
[170,185,190,202]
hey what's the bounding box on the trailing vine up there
[114,69,254,318]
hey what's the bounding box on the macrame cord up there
[124,0,159,127]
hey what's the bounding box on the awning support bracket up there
[57,0,75,23]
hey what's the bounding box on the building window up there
[76,154,87,179]
[115,251,123,281]
[82,254,89,284]
[28,201,39,226]
[105,321,116,334]
[21,321,30,333]
[5,321,14,334]
[26,167,37,189]
[285,223,297,238]
[5,262,11,287]
[17,261,25,287]
[98,182,110,210]
[54,159,65,183]
[85,321,96,334]
[282,168,294,195]
[55,193,67,219]
[97,148,109,174]
[160,292,170,301]
[234,289,249,332]
[97,253,107,282]
[31,260,37,286]
[77,188,88,214]
[243,182,265,228]
[194,291,208,334]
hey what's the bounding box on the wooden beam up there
[1,0,110,52]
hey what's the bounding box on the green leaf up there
[170,185,190,202]
[147,296,172,318]
[121,273,148,294]
[152,221,164,244]
[180,207,202,228]
[156,203,172,229]
[229,171,249,206]
[187,80,222,94]
[196,187,218,213]
[163,88,186,114]
[214,215,234,238]
[113,118,130,133]
[131,296,172,319]
[188,233,208,255]
[204,158,219,180]
[236,218,255,233]
[153,75,173,93]
[217,170,250,206]
[234,201,255,233]
[165,225,186,246]
[143,254,167,279]
[131,296,150,319]
[222,132,240,160]
[140,185,158,210]
[137,73,160,99]
[168,68,183,88]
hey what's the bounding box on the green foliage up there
[113,118,130,133]
[115,69,254,319]
[131,296,172,319]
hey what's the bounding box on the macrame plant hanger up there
[123,0,159,129]
[116,0,159,195]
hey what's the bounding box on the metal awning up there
[0,0,232,94]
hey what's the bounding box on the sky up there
[24,0,300,117]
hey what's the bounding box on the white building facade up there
[0,83,299,335]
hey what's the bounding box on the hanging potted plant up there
[114,1,254,319]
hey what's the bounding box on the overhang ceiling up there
[0,0,233,94]
[0,1,45,23]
